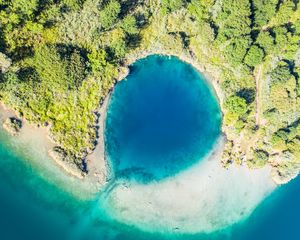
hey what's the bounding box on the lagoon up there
[105,55,221,181]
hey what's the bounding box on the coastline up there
[0,50,284,196]
[86,95,112,187]
[121,50,292,185]
[122,49,225,105]
[0,101,109,197]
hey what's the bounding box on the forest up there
[0,0,299,182]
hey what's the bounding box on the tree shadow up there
[17,67,40,83]
[126,33,142,49]
[120,0,142,18]
[237,88,256,104]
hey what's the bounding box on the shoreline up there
[122,50,225,105]
[121,51,291,186]
[0,101,109,197]
[0,50,284,196]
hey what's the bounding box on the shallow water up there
[0,56,299,239]
[0,130,299,240]
[105,55,221,181]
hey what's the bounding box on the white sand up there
[86,96,111,186]
[101,137,277,234]
[0,103,105,199]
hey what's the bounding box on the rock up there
[0,52,12,73]
[3,117,22,136]
[271,161,300,185]
[116,66,129,81]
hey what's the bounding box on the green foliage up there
[270,62,291,84]
[110,39,127,59]
[253,0,277,27]
[248,149,269,168]
[67,50,87,89]
[215,0,251,39]
[224,95,248,116]
[272,0,295,26]
[121,15,138,35]
[87,48,108,73]
[25,45,69,90]
[244,45,264,67]
[293,20,300,35]
[161,0,184,14]
[256,31,275,55]
[10,0,38,18]
[270,121,300,154]
[224,37,251,66]
[187,0,213,21]
[62,0,86,11]
[99,0,121,30]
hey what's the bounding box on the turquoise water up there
[0,55,299,239]
[0,127,300,240]
[105,55,221,181]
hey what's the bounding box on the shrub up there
[244,45,264,67]
[248,149,269,168]
[121,15,138,35]
[99,0,121,30]
[224,95,248,116]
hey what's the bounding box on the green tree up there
[256,31,274,55]
[187,0,213,21]
[10,0,38,19]
[248,149,269,168]
[121,15,138,34]
[110,38,127,58]
[244,45,264,67]
[272,0,295,26]
[215,0,251,39]
[270,62,291,84]
[67,50,86,89]
[253,0,277,27]
[99,0,121,30]
[224,37,251,66]
[87,48,108,73]
[224,95,248,116]
[161,0,184,14]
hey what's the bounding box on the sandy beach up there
[101,136,277,234]
[0,103,108,199]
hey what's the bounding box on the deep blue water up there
[105,55,221,181]
[0,55,299,240]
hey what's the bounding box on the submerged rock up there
[3,117,22,136]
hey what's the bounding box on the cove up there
[105,55,221,181]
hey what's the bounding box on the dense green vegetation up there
[0,0,299,181]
